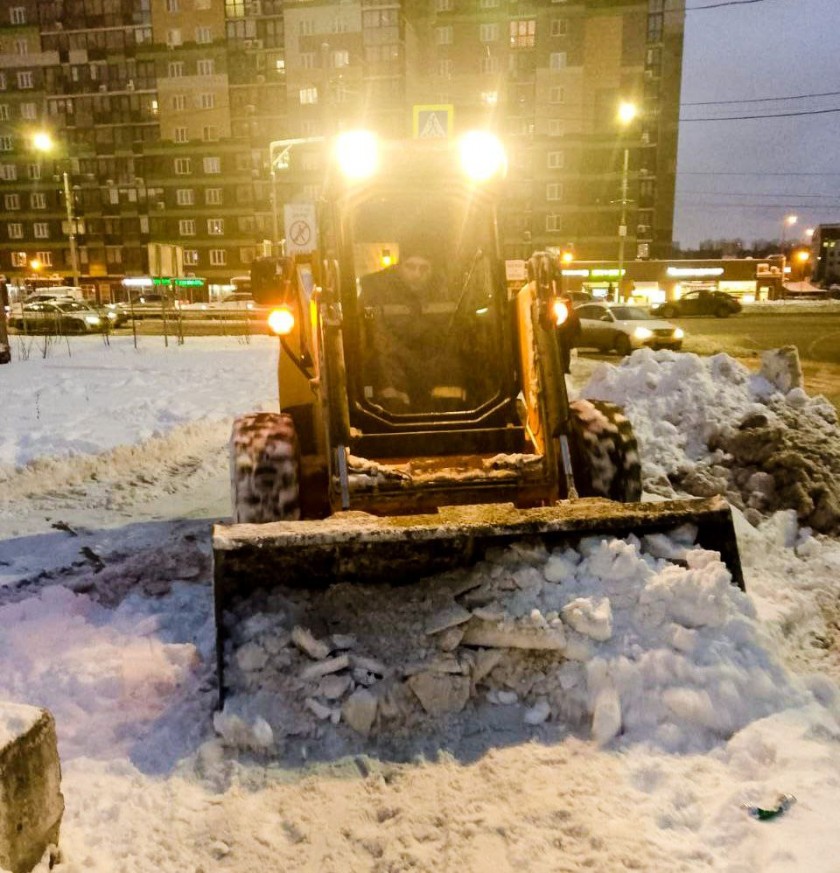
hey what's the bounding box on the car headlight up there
[633,327,653,340]
[268,305,295,336]
[84,315,101,325]
[458,131,507,182]
[335,130,379,181]
[674,327,684,339]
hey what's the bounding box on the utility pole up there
[63,170,81,286]
[0,277,10,364]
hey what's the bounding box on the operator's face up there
[398,256,433,292]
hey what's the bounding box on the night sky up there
[674,0,840,248]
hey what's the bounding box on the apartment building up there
[0,0,684,299]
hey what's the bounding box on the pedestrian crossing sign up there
[413,104,454,138]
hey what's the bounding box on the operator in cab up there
[359,235,470,414]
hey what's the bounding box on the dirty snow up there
[0,335,839,872]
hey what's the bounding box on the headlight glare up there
[458,131,507,182]
[268,305,295,336]
[552,298,569,326]
[335,130,379,180]
[674,327,684,339]
[633,327,653,340]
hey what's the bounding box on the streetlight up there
[780,214,797,251]
[616,101,638,302]
[31,132,81,287]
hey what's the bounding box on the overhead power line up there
[678,191,840,199]
[684,89,840,107]
[686,0,771,9]
[680,171,840,177]
[681,106,840,121]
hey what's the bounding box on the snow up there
[1,334,840,872]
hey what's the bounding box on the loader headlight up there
[633,327,653,340]
[552,298,570,326]
[674,327,684,339]
[335,130,379,181]
[268,305,295,336]
[458,131,507,182]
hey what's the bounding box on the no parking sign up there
[284,203,318,254]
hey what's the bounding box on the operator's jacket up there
[359,266,469,413]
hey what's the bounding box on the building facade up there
[811,224,840,286]
[0,0,684,301]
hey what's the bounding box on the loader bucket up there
[212,495,742,698]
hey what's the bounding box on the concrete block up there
[0,703,64,873]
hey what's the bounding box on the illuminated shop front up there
[553,256,786,304]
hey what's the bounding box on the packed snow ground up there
[1,334,839,872]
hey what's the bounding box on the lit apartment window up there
[179,219,196,235]
[547,151,565,169]
[546,182,563,200]
[34,222,50,239]
[15,40,28,56]
[10,7,26,24]
[510,20,535,49]
[172,95,186,111]
[0,164,17,180]
[168,61,184,77]
[550,87,564,104]
[17,71,34,89]
[209,249,226,266]
[549,52,567,70]
[203,156,221,174]
[436,26,453,45]
[207,218,224,235]
[299,19,314,36]
[4,194,20,210]
[332,50,349,68]
[184,249,199,265]
[27,164,40,179]
[0,105,7,120]
[174,157,191,174]
[174,127,188,143]
[106,246,123,265]
[240,247,255,265]
[20,102,36,119]
[546,214,562,232]
[31,192,47,209]
[300,87,318,105]
[551,19,568,37]
[167,29,182,47]
[196,27,212,44]
[166,0,179,11]
[0,137,12,151]
[203,126,219,142]
[206,188,222,205]
[199,93,215,109]
[197,59,215,76]
[176,189,194,206]
[36,251,52,266]
[549,119,563,137]
[480,23,499,42]
[300,53,316,69]
[11,252,27,267]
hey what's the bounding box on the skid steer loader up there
[213,131,742,696]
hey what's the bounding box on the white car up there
[575,302,684,356]
[176,292,256,316]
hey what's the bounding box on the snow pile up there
[220,527,813,759]
[581,347,840,531]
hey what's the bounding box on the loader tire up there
[568,399,642,502]
[230,412,301,523]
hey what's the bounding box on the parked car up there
[575,302,684,356]
[650,289,741,319]
[9,300,109,334]
[176,292,256,316]
[114,293,171,319]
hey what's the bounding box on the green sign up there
[152,277,204,287]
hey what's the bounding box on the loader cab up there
[323,133,522,458]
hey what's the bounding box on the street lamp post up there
[616,101,638,303]
[32,132,81,287]
[781,214,797,252]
